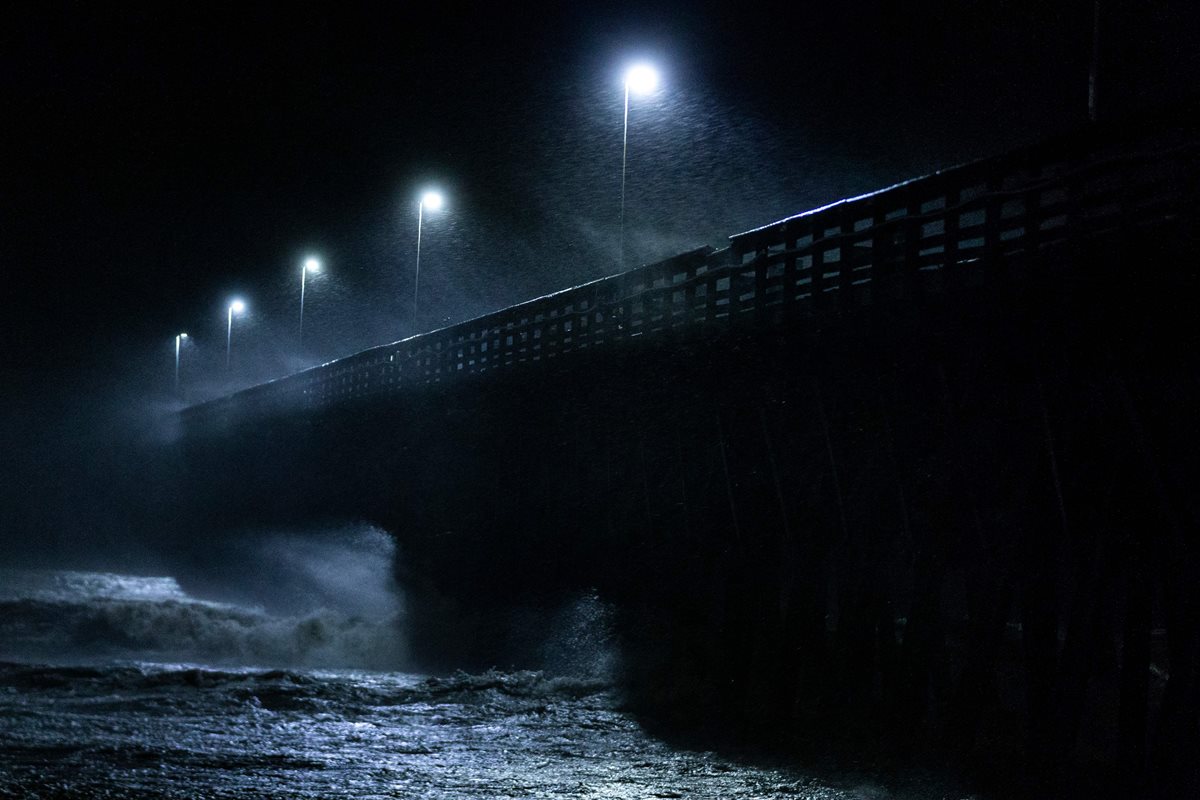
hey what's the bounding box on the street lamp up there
[174,332,188,394]
[299,256,321,347]
[621,62,659,269]
[226,298,246,370]
[413,190,444,330]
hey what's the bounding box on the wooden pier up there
[175,108,1200,795]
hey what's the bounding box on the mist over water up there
[173,525,403,621]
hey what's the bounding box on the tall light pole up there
[174,332,188,395]
[413,190,444,330]
[226,299,246,370]
[621,63,659,269]
[299,256,320,347]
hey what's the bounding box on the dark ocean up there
[0,564,970,799]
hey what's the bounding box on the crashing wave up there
[0,569,404,670]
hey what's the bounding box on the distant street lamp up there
[226,299,246,370]
[299,256,321,347]
[413,190,444,330]
[174,332,188,394]
[620,63,659,269]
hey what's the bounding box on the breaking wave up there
[0,661,608,709]
[0,568,404,670]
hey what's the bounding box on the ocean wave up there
[385,669,612,707]
[0,659,609,710]
[0,570,405,670]
[0,569,192,604]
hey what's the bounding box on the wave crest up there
[0,572,404,670]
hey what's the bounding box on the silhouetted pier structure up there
[177,110,1199,795]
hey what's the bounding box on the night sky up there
[2,1,1198,556]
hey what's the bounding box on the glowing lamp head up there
[229,299,246,315]
[420,191,444,212]
[625,63,659,95]
[304,257,321,273]
[178,332,188,340]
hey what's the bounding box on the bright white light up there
[421,191,444,211]
[229,299,246,314]
[178,332,188,339]
[625,63,659,95]
[304,257,321,273]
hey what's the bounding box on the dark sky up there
[5,1,1197,380]
[1,1,1197,556]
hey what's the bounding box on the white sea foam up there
[0,568,193,604]
[0,568,404,670]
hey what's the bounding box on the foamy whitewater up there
[0,568,403,670]
[0,563,965,799]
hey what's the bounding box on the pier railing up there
[183,111,1197,429]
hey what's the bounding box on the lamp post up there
[413,190,444,330]
[620,63,659,269]
[174,332,188,394]
[226,299,246,370]
[299,257,320,347]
